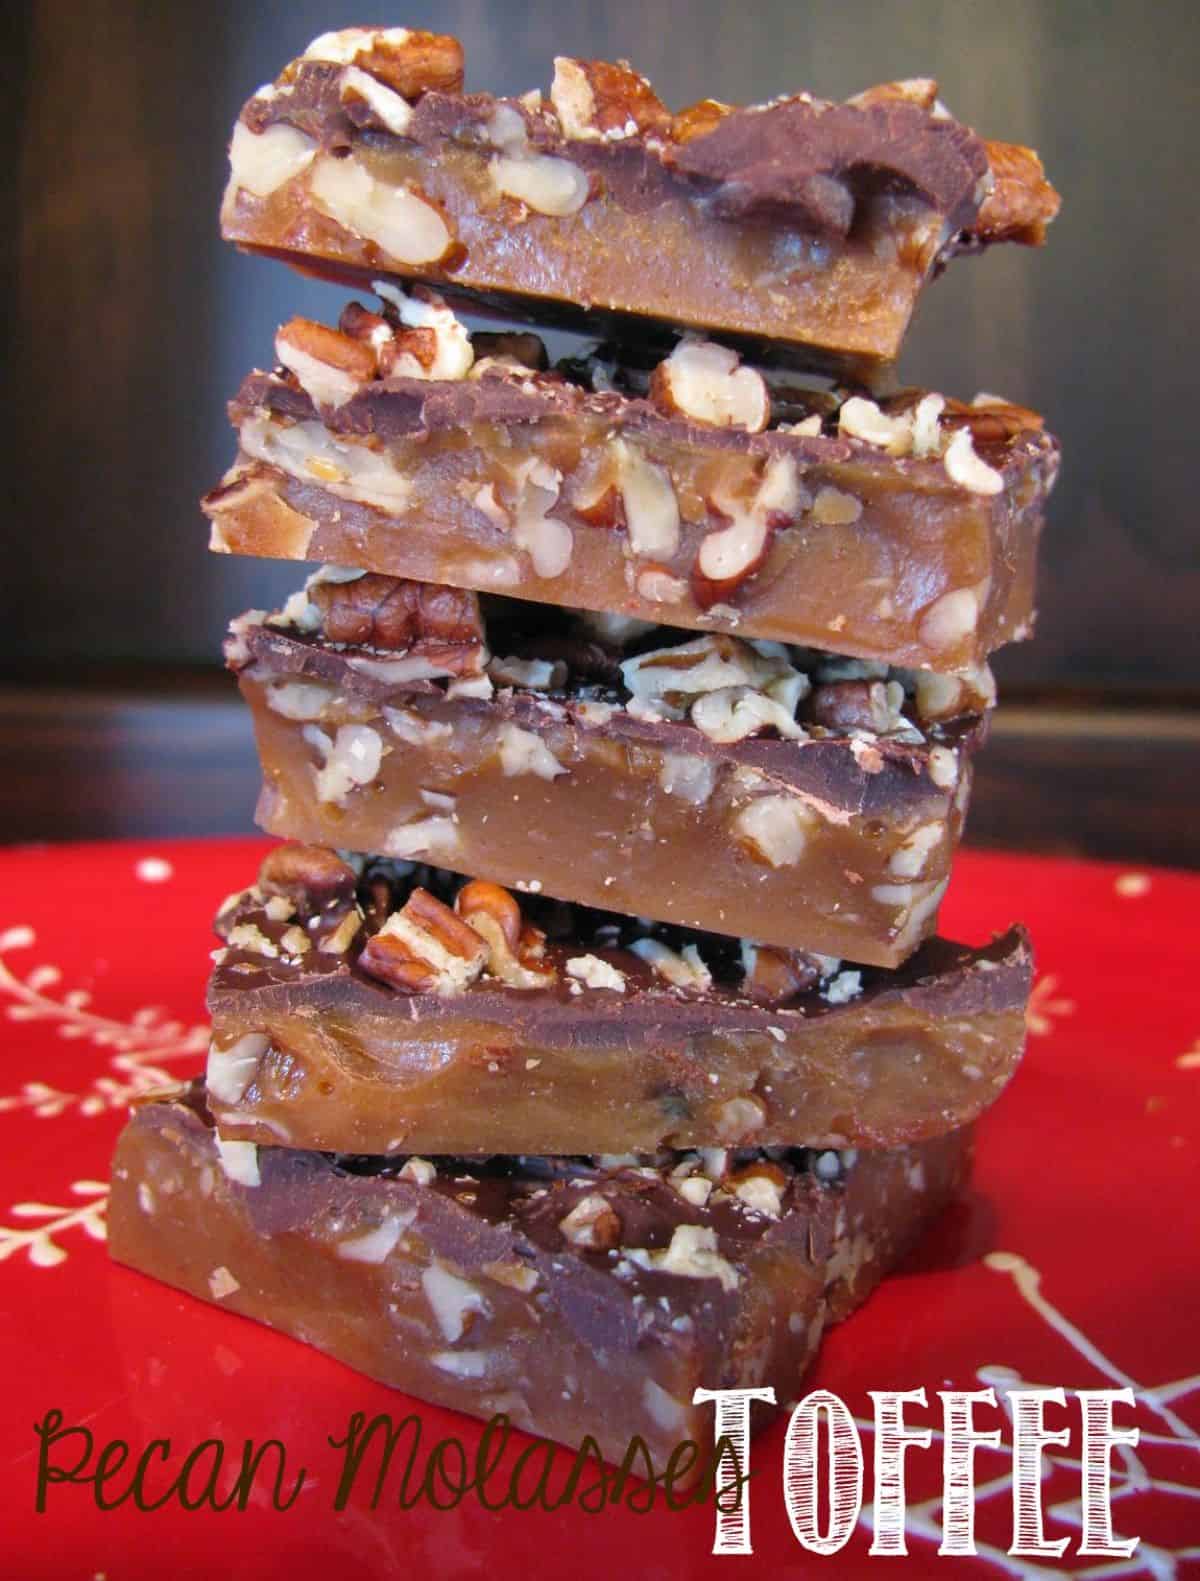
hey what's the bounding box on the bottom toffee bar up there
[109,1083,970,1468]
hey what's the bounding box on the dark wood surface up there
[3,680,1195,870]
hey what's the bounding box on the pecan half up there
[359,887,487,995]
[258,844,358,912]
[275,317,378,406]
[277,317,376,381]
[338,301,391,345]
[309,574,485,652]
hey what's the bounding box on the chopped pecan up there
[338,300,392,344]
[379,326,439,377]
[550,57,671,140]
[358,30,464,100]
[309,574,484,652]
[470,331,548,370]
[726,1160,788,1217]
[258,844,357,912]
[275,317,377,405]
[359,887,487,995]
[557,1192,621,1250]
[975,141,1061,246]
[670,98,732,144]
[649,339,769,433]
[455,879,556,989]
[693,455,801,606]
[371,284,475,381]
[742,945,821,1005]
[808,679,905,734]
[691,533,772,610]
[848,78,939,112]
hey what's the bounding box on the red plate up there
[1,839,1197,1578]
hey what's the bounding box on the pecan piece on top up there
[309,574,485,652]
[277,317,377,380]
[358,30,464,100]
[808,679,905,734]
[455,879,557,989]
[259,844,357,912]
[848,78,939,112]
[550,57,671,140]
[670,98,732,144]
[950,395,1045,446]
[975,141,1061,246]
[360,887,487,995]
[470,331,549,371]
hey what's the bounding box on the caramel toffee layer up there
[206,844,1030,1153]
[207,296,1057,668]
[229,575,988,962]
[110,1082,970,1465]
[220,27,1058,364]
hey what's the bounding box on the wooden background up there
[4,0,1198,859]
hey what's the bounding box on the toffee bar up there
[229,576,990,962]
[207,296,1059,670]
[206,845,1030,1154]
[110,1083,971,1466]
[220,27,1058,366]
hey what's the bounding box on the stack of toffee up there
[110,27,1059,1465]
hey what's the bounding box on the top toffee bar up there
[221,27,1060,368]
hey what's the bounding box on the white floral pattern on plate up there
[0,925,205,1121]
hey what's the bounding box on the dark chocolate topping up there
[668,98,987,233]
[245,59,992,245]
